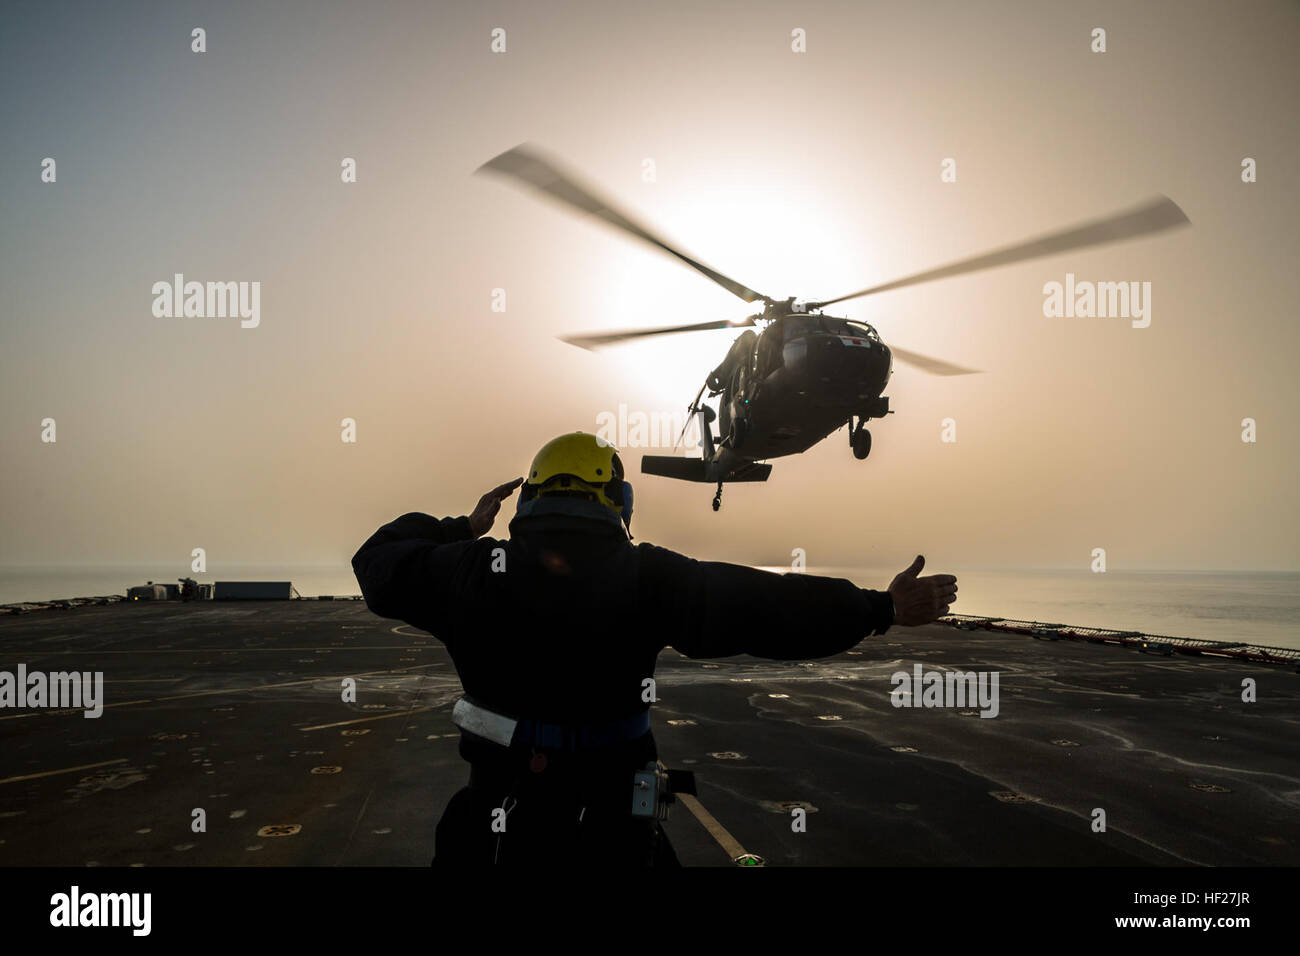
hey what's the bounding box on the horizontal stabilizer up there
[640,456,773,484]
[726,461,773,483]
[641,456,710,482]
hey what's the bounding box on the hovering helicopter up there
[478,145,1188,510]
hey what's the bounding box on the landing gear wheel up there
[852,427,872,460]
[712,483,723,512]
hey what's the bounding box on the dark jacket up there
[352,497,894,739]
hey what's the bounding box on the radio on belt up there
[631,760,696,820]
[631,761,669,819]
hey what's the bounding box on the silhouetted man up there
[352,431,957,866]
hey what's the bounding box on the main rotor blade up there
[809,196,1189,309]
[560,316,757,351]
[478,144,768,304]
[889,346,982,376]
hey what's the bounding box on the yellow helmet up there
[521,431,633,524]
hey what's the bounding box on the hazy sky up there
[2,0,1297,573]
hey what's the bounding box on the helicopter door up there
[756,325,783,378]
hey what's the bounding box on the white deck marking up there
[0,664,441,721]
[298,706,440,732]
[0,758,128,786]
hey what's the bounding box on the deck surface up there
[0,601,1295,866]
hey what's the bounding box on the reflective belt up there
[452,698,517,747]
[452,697,651,751]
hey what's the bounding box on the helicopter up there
[478,144,1188,510]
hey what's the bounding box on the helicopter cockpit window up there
[843,320,881,342]
[783,316,813,341]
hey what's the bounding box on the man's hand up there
[468,477,524,538]
[887,555,958,627]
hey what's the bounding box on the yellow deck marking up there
[154,674,360,702]
[678,793,749,861]
[0,758,127,786]
[298,706,440,732]
[152,663,437,702]
[0,699,153,721]
[5,645,435,656]
[102,678,185,684]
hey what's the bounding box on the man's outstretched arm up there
[638,546,957,660]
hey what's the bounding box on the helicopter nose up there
[807,335,891,389]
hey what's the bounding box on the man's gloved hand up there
[468,477,524,538]
[887,555,958,626]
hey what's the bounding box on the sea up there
[1,563,1297,651]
